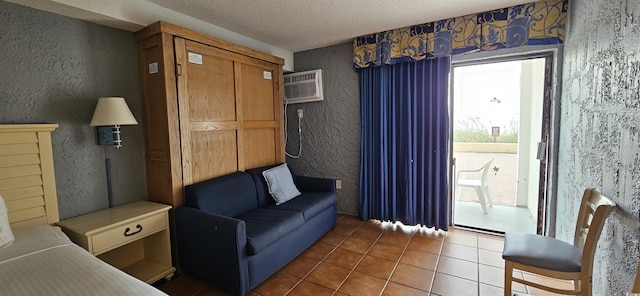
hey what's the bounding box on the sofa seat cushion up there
[238,208,304,255]
[267,192,336,220]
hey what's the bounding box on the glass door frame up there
[448,50,561,236]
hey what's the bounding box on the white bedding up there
[0,225,167,296]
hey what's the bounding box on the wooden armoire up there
[134,22,285,208]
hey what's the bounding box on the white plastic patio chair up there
[455,158,494,214]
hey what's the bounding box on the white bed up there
[0,124,167,295]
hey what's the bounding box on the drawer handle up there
[124,224,143,237]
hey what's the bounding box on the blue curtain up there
[358,56,450,230]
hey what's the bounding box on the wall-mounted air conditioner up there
[284,69,323,104]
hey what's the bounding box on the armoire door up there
[174,38,283,185]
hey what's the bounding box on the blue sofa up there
[175,164,337,295]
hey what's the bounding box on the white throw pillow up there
[262,164,301,205]
[0,194,15,248]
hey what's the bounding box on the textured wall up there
[559,0,640,294]
[0,2,147,219]
[288,42,360,215]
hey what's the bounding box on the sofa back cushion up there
[246,164,296,207]
[184,171,258,217]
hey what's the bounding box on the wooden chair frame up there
[504,188,616,296]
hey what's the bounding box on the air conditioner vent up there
[284,69,323,104]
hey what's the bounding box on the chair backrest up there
[480,159,494,185]
[573,188,616,272]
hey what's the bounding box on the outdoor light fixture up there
[90,97,138,148]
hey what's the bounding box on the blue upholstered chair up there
[502,188,616,296]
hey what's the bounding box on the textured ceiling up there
[144,0,535,52]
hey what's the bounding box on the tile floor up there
[159,214,572,296]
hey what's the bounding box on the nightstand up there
[57,200,176,284]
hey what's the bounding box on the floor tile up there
[478,235,504,252]
[441,242,478,262]
[332,222,360,236]
[355,255,397,280]
[252,272,300,296]
[358,220,387,232]
[478,264,527,292]
[478,264,504,287]
[382,282,429,296]
[194,287,233,296]
[351,224,384,240]
[431,272,478,296]
[287,280,334,296]
[479,283,503,296]
[407,236,443,254]
[390,263,433,291]
[280,256,320,278]
[340,235,376,254]
[301,242,335,260]
[368,241,406,261]
[436,256,478,281]
[324,247,364,270]
[305,262,351,290]
[378,230,413,246]
[338,214,364,226]
[400,249,439,271]
[444,230,478,248]
[478,248,504,268]
[338,271,386,295]
[318,231,348,246]
[161,275,208,296]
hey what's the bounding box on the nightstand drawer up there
[92,212,167,255]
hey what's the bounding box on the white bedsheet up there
[0,225,167,296]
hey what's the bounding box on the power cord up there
[284,102,302,158]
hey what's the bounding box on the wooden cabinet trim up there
[135,21,284,66]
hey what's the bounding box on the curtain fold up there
[353,0,567,68]
[359,57,450,230]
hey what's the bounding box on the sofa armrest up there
[295,175,336,193]
[175,206,250,295]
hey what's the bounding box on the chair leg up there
[574,279,581,295]
[504,260,513,296]
[580,274,592,296]
[475,187,488,213]
[483,186,493,207]
[456,185,463,201]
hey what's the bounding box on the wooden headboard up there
[0,124,59,228]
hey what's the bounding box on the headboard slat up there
[0,124,59,227]
[0,164,41,179]
[0,143,39,156]
[1,186,44,201]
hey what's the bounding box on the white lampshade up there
[90,97,138,126]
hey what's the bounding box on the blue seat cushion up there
[266,192,336,220]
[502,232,582,272]
[237,208,304,255]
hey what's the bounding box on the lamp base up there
[96,126,122,148]
[96,126,114,146]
